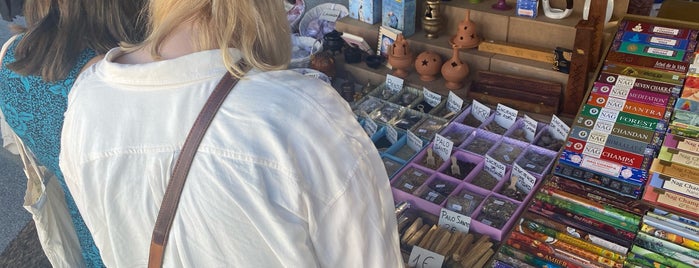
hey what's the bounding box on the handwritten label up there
[495,104,518,130]
[485,155,506,179]
[513,163,537,194]
[423,87,442,107]
[439,208,472,234]
[433,134,454,162]
[319,9,342,22]
[407,130,423,152]
[550,114,571,141]
[408,246,444,268]
[471,100,491,123]
[522,115,537,142]
[447,92,464,114]
[387,125,399,144]
[385,74,404,94]
[364,117,378,137]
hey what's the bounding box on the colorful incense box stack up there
[556,18,697,199]
[634,51,699,267]
[493,18,699,268]
[493,174,651,268]
[626,209,699,267]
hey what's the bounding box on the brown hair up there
[7,0,146,81]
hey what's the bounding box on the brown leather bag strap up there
[148,70,241,268]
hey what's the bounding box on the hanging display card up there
[522,115,537,142]
[387,125,399,144]
[408,246,444,268]
[364,117,378,137]
[439,208,472,234]
[423,87,442,108]
[385,74,404,94]
[433,133,454,162]
[494,104,518,130]
[485,155,507,180]
[447,91,464,114]
[472,100,491,124]
[513,163,537,194]
[550,114,571,141]
[407,130,423,152]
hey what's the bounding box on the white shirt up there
[60,48,404,267]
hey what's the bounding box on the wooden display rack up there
[334,0,628,119]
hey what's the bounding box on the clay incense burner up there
[414,51,443,82]
[387,33,414,78]
[441,45,469,90]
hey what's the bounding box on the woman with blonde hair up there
[0,0,145,266]
[59,0,404,267]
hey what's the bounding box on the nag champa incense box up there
[591,81,674,107]
[573,114,665,146]
[598,72,682,96]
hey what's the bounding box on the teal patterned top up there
[0,35,104,268]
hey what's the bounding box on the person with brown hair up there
[0,0,146,266]
[59,0,404,266]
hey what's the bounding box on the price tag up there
[438,208,471,234]
[364,117,378,137]
[446,92,464,114]
[408,246,444,268]
[471,100,491,123]
[407,130,423,152]
[386,125,399,144]
[433,134,454,162]
[319,9,342,22]
[385,74,404,95]
[494,104,518,130]
[423,87,442,107]
[513,163,537,194]
[550,114,571,141]
[485,155,506,179]
[522,115,537,142]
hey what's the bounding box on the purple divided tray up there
[439,122,476,147]
[459,129,502,156]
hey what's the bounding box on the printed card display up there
[485,155,507,179]
[378,25,401,60]
[385,74,404,94]
[513,163,537,194]
[407,130,423,152]
[494,104,518,130]
[447,91,464,114]
[386,125,399,144]
[522,115,537,142]
[439,208,472,234]
[471,100,491,123]
[433,133,454,162]
[408,246,444,268]
[423,87,442,108]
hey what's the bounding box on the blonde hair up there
[129,0,291,77]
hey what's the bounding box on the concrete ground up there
[0,17,32,255]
